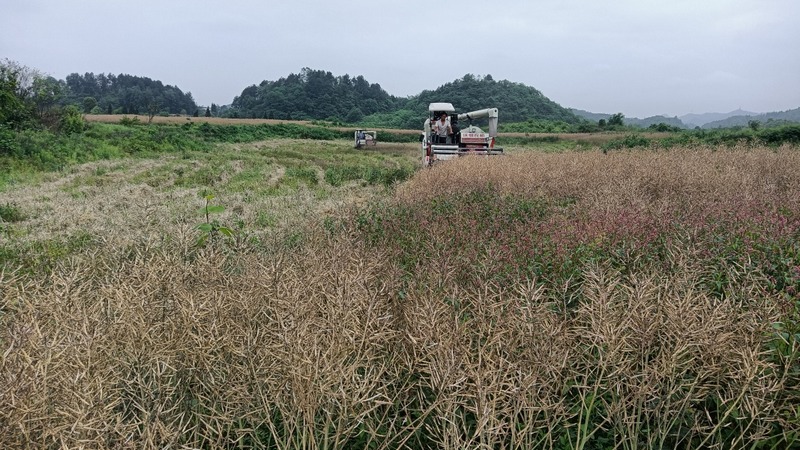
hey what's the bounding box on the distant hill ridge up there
[570,109,687,129]
[680,109,757,127]
[571,107,800,129]
[701,108,800,129]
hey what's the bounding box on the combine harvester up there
[421,102,503,166]
[354,130,377,149]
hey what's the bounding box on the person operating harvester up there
[433,112,452,144]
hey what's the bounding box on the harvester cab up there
[421,102,503,166]
[354,130,377,149]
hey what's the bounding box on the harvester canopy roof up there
[428,102,455,113]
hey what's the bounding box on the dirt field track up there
[83,114,420,134]
[84,114,313,126]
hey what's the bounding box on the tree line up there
[1,59,700,134]
[1,59,84,135]
[227,70,583,129]
[64,72,197,116]
[1,59,590,131]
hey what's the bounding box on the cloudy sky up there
[1,0,798,118]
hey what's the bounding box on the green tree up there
[608,113,625,127]
[32,76,64,115]
[346,107,364,123]
[362,98,380,115]
[0,61,30,128]
[59,105,85,134]
[205,107,211,117]
[147,99,160,124]
[83,96,98,113]
[1,60,38,103]
[0,59,69,129]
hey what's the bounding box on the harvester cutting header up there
[421,102,503,166]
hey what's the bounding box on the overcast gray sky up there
[1,0,798,118]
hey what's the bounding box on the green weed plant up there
[196,193,233,247]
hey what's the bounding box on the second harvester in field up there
[354,130,378,149]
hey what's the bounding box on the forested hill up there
[229,68,398,122]
[407,74,579,124]
[228,70,580,129]
[64,73,198,116]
